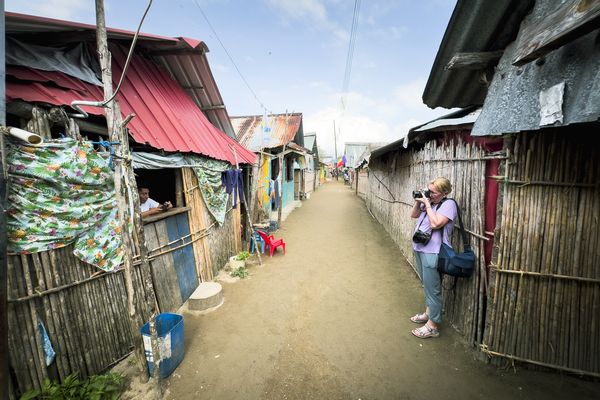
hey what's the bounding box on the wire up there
[340,0,361,111]
[71,0,153,117]
[192,0,272,115]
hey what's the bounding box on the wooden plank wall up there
[182,167,241,279]
[6,246,153,398]
[483,131,600,377]
[366,135,488,344]
[357,170,369,198]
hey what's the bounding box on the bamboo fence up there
[7,246,153,398]
[366,134,489,344]
[182,168,241,281]
[482,131,600,377]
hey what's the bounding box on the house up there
[369,0,600,378]
[350,142,387,198]
[303,132,320,196]
[231,113,307,223]
[3,12,255,396]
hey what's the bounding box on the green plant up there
[20,372,124,400]
[230,266,249,279]
[234,251,251,261]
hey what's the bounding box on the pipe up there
[7,127,43,144]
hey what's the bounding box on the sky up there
[5,0,457,157]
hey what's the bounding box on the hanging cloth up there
[221,169,245,208]
[6,137,123,271]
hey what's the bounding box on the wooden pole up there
[277,112,288,227]
[94,0,160,393]
[1,1,9,391]
[333,120,339,181]
[230,145,262,266]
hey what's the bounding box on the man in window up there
[138,187,172,217]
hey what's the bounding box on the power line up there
[192,0,271,115]
[340,0,361,111]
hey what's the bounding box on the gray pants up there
[414,251,442,324]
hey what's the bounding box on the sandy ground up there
[118,180,599,399]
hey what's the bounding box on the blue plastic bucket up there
[140,313,184,379]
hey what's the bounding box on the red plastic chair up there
[256,230,286,257]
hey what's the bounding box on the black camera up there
[161,202,169,210]
[412,230,432,245]
[412,189,431,199]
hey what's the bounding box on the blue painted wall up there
[165,213,197,302]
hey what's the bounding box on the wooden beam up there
[512,0,600,66]
[445,51,504,70]
[200,104,226,111]
[6,101,109,136]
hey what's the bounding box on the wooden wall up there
[182,168,241,280]
[483,130,600,377]
[356,170,369,198]
[7,247,153,398]
[143,210,197,312]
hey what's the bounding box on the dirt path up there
[163,181,599,399]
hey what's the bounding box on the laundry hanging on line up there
[221,169,245,208]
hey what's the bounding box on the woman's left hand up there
[416,191,431,208]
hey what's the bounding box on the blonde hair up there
[430,177,452,195]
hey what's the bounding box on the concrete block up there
[188,282,223,312]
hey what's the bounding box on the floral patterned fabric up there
[6,138,123,272]
[188,156,230,225]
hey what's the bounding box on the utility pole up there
[333,120,338,181]
[277,112,288,228]
[0,1,8,397]
[94,0,160,395]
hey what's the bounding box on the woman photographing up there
[409,177,457,339]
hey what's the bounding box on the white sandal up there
[411,324,439,339]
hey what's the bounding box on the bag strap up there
[447,198,470,248]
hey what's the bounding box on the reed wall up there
[483,130,600,377]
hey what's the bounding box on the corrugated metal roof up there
[5,44,256,164]
[304,134,316,152]
[472,0,600,135]
[415,108,480,132]
[5,12,237,139]
[422,0,534,109]
[286,142,308,154]
[370,107,478,161]
[231,113,303,151]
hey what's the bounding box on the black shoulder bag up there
[437,198,476,278]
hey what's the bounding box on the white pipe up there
[8,127,44,144]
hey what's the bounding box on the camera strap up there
[415,199,446,232]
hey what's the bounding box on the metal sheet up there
[231,114,303,151]
[5,12,243,154]
[5,46,256,164]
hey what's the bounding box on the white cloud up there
[6,0,90,20]
[302,78,450,156]
[266,0,327,24]
[265,0,348,44]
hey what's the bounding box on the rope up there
[91,140,120,170]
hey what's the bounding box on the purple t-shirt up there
[412,199,458,254]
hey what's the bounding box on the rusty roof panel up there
[231,113,303,151]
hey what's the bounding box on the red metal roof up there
[6,44,255,165]
[5,12,237,139]
[231,113,303,151]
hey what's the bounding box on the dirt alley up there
[162,181,599,400]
